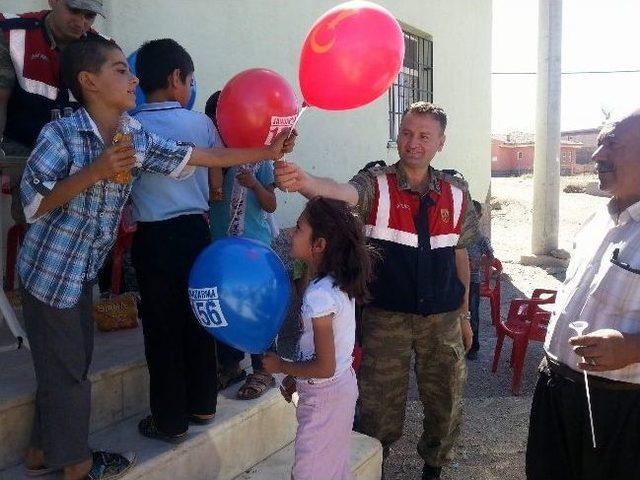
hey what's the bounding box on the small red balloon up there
[216,69,298,148]
[299,1,404,111]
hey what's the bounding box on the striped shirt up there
[18,107,193,308]
[545,199,640,383]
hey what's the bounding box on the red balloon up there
[216,69,298,148]
[299,1,404,111]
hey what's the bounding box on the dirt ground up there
[383,174,609,480]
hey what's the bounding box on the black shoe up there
[87,451,136,480]
[138,415,187,444]
[466,349,478,360]
[422,464,442,480]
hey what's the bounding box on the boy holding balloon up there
[18,36,294,478]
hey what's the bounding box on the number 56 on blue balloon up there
[188,237,291,354]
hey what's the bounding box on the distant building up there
[561,128,600,164]
[491,132,582,176]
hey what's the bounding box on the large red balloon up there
[299,1,404,111]
[216,69,298,148]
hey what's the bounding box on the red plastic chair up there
[110,205,137,295]
[1,173,26,291]
[491,289,557,395]
[480,256,503,328]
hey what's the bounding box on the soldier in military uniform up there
[274,101,479,480]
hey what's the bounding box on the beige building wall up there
[3,0,492,226]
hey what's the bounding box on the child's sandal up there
[236,372,275,400]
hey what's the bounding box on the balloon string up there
[285,103,308,143]
[583,370,597,449]
[281,103,309,200]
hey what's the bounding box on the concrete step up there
[234,432,382,480]
[1,384,296,480]
[0,328,149,472]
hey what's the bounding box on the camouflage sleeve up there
[348,169,375,222]
[456,190,480,249]
[0,34,16,90]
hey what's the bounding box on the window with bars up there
[388,30,433,143]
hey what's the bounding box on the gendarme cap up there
[66,0,106,17]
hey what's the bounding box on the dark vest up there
[0,11,103,147]
[365,170,466,315]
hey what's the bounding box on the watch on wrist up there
[459,311,471,322]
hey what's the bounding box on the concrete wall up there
[3,0,493,225]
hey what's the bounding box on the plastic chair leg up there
[511,339,529,395]
[490,297,497,328]
[492,332,505,373]
[492,296,500,328]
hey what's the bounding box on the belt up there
[298,367,355,385]
[543,356,640,391]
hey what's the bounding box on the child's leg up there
[218,342,245,370]
[293,369,359,480]
[132,215,217,434]
[21,285,94,469]
[178,216,218,418]
[133,221,191,436]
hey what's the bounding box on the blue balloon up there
[126,50,197,110]
[188,237,291,354]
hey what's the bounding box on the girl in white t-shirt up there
[263,197,374,480]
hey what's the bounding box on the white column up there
[532,0,562,255]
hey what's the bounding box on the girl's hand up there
[262,352,283,374]
[280,375,297,402]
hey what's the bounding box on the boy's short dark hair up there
[136,39,194,95]
[402,101,448,132]
[61,37,122,105]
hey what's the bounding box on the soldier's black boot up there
[422,463,442,480]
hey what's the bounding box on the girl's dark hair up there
[61,37,122,105]
[205,90,221,126]
[303,197,375,303]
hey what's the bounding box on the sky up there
[492,0,640,134]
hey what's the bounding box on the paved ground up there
[383,174,606,480]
